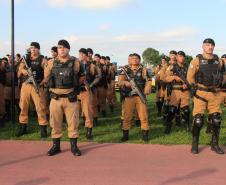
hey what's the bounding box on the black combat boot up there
[86,127,93,140]
[142,130,149,143]
[191,125,200,154]
[102,110,106,117]
[164,122,172,134]
[135,119,141,127]
[211,125,224,154]
[40,125,48,138]
[5,100,11,121]
[206,116,212,134]
[0,115,5,127]
[16,124,28,137]
[47,138,61,156]
[93,117,98,127]
[162,103,169,121]
[121,130,129,142]
[175,114,181,127]
[184,120,190,132]
[156,101,162,117]
[70,138,82,156]
[110,105,114,113]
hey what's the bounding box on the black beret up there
[94,54,101,58]
[87,48,93,54]
[106,56,111,61]
[79,48,88,56]
[177,51,186,57]
[2,57,8,62]
[101,56,106,60]
[161,55,167,60]
[133,53,141,60]
[58,39,70,49]
[51,46,58,53]
[169,50,177,55]
[221,54,226,59]
[16,53,21,58]
[203,38,215,46]
[30,42,40,50]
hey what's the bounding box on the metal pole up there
[11,0,15,124]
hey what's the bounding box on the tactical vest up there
[98,64,108,87]
[83,62,95,84]
[49,58,76,89]
[126,66,146,92]
[172,63,188,85]
[5,64,18,86]
[0,69,5,85]
[26,55,44,83]
[195,54,223,86]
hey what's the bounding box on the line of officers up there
[153,38,226,155]
[0,40,117,156]
[0,38,225,156]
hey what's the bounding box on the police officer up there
[119,53,152,142]
[50,46,58,59]
[17,42,48,137]
[44,39,83,156]
[97,56,109,117]
[0,59,6,127]
[87,50,102,126]
[220,54,226,106]
[106,56,117,112]
[187,38,224,154]
[78,48,100,139]
[155,55,167,117]
[164,51,190,133]
[162,51,178,123]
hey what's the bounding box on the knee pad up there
[167,106,177,122]
[181,106,190,121]
[159,97,164,103]
[193,114,204,128]
[210,112,221,126]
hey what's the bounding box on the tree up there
[142,48,161,65]
[185,55,193,65]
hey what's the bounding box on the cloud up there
[113,27,200,43]
[64,35,79,43]
[99,24,112,31]
[46,0,133,10]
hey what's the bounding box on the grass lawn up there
[0,93,225,145]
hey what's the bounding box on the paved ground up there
[0,140,225,185]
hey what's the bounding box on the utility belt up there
[172,85,188,92]
[197,86,217,93]
[50,91,77,102]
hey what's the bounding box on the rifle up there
[22,56,40,95]
[173,64,197,96]
[120,67,148,105]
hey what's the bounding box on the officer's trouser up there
[107,80,116,106]
[97,86,107,112]
[193,90,222,116]
[0,84,5,116]
[123,96,149,131]
[78,90,93,128]
[50,98,79,138]
[19,84,47,125]
[91,88,98,118]
[169,88,190,108]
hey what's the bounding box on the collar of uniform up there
[202,53,214,60]
[57,55,71,63]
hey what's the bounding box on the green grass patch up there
[0,93,225,145]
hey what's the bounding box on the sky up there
[0,0,226,65]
